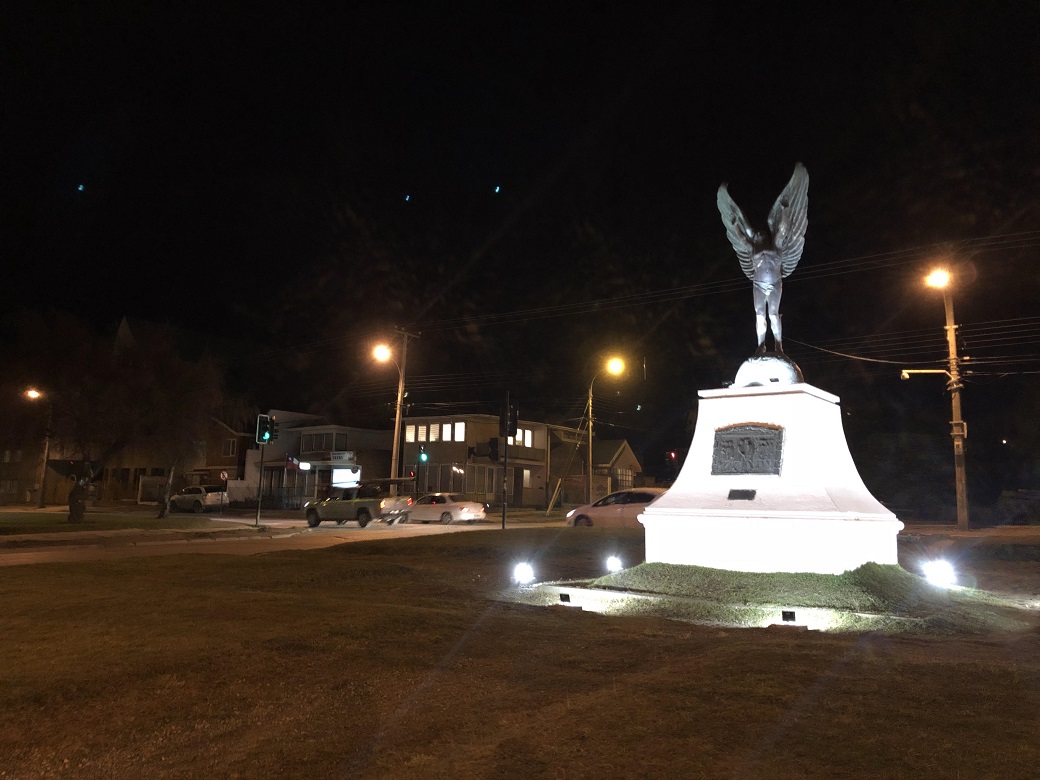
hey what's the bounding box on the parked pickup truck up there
[303,483,413,528]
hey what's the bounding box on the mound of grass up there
[589,561,1033,634]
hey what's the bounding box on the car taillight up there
[407,498,413,506]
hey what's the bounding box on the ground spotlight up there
[605,555,623,573]
[513,562,535,585]
[922,559,957,588]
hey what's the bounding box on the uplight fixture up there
[513,562,535,585]
[922,559,957,589]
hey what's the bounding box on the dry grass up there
[1,528,1039,778]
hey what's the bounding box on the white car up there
[407,493,487,524]
[565,488,667,528]
[169,485,229,513]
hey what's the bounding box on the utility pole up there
[378,328,419,496]
[586,385,594,504]
[940,286,970,531]
[37,401,53,508]
[910,269,969,530]
[255,443,265,527]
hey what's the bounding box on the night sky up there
[5,3,1040,495]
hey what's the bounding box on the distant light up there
[925,268,951,289]
[636,404,642,411]
[494,185,500,193]
[373,344,392,362]
[77,184,85,192]
[605,556,623,573]
[25,389,43,400]
[299,461,311,471]
[1001,439,1008,445]
[513,562,534,585]
[404,194,410,202]
[606,357,625,376]
[922,559,957,588]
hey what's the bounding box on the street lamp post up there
[374,330,417,494]
[25,389,53,508]
[586,357,625,503]
[926,269,969,530]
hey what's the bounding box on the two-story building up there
[236,410,393,508]
[398,414,644,509]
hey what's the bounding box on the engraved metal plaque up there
[711,424,783,475]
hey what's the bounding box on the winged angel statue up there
[717,163,809,356]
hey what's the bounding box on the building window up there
[441,423,451,442]
[429,424,440,442]
[454,421,465,442]
[523,468,531,488]
[508,428,529,447]
[417,425,427,442]
[222,439,237,457]
[302,433,334,451]
[405,425,416,443]
[524,429,532,448]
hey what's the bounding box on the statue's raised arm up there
[717,163,809,356]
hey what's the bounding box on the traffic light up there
[489,437,500,463]
[499,402,518,437]
[418,444,429,463]
[255,414,272,444]
[269,420,280,441]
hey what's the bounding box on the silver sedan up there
[407,493,487,524]
[565,488,667,529]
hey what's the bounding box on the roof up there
[592,439,643,472]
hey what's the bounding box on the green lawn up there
[1,528,1039,778]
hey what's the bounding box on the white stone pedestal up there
[640,383,903,575]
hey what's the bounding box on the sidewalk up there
[0,506,568,551]
[6,504,1038,553]
[0,523,285,551]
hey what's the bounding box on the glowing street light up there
[373,342,406,491]
[373,343,392,363]
[587,356,625,503]
[24,388,53,508]
[925,268,951,289]
[928,268,969,531]
[374,330,419,493]
[903,268,968,530]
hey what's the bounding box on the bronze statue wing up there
[767,163,809,278]
[717,184,756,281]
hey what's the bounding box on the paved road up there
[0,520,506,567]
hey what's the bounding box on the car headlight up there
[566,509,575,518]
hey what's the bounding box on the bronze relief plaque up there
[711,424,783,475]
